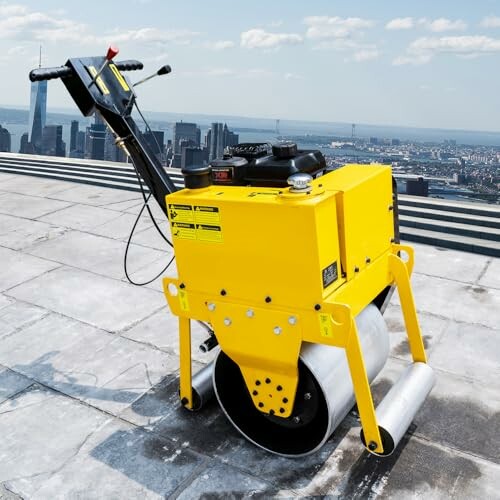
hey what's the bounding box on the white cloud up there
[392,54,432,66]
[480,16,500,28]
[352,49,379,62]
[410,35,500,54]
[203,40,235,50]
[426,18,467,33]
[240,28,302,49]
[304,16,374,39]
[284,72,303,80]
[386,17,414,30]
[0,3,198,46]
[394,35,500,65]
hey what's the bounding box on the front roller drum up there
[213,303,390,457]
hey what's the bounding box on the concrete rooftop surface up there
[0,172,499,499]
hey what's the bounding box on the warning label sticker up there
[169,204,223,242]
[168,204,194,223]
[171,222,196,240]
[194,205,220,224]
[318,313,334,338]
[196,224,223,242]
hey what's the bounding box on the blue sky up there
[1,0,500,131]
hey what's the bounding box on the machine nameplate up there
[322,261,338,288]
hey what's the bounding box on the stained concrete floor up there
[0,172,499,499]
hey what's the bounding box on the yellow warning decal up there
[109,63,130,92]
[179,289,189,311]
[194,205,220,224]
[318,313,333,338]
[168,204,194,223]
[171,222,196,240]
[195,224,223,242]
[88,66,110,95]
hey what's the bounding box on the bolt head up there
[304,392,312,400]
[292,416,301,424]
[368,441,378,451]
[207,302,216,311]
[273,326,282,335]
[223,317,232,326]
[246,309,254,318]
[288,316,297,325]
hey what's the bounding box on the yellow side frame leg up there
[389,252,427,363]
[179,317,193,409]
[345,318,384,454]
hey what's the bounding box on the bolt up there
[292,416,301,424]
[314,304,321,311]
[273,326,282,335]
[265,296,272,303]
[368,441,378,451]
[179,283,185,289]
[388,205,394,211]
[304,392,312,400]
[391,238,395,243]
[207,303,216,311]
[282,397,288,403]
[246,309,254,318]
[276,385,283,392]
[223,317,232,326]
[220,289,227,296]
[365,257,371,264]
[252,390,258,396]
[258,402,264,408]
[354,266,360,273]
[269,409,275,416]
[288,316,297,325]
[181,397,188,406]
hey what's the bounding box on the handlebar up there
[29,60,144,82]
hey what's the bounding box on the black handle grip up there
[29,66,72,82]
[115,60,143,71]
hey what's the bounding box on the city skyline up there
[1,1,500,132]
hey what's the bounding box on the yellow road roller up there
[30,48,435,458]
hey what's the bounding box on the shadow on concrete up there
[12,352,140,404]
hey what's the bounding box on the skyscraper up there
[209,122,224,161]
[172,122,200,154]
[143,130,165,164]
[0,125,11,152]
[85,114,106,160]
[41,125,65,157]
[28,50,47,154]
[208,123,239,161]
[70,120,79,153]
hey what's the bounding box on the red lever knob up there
[106,45,119,61]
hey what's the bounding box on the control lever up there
[133,64,172,87]
[89,45,119,87]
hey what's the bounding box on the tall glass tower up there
[28,48,47,153]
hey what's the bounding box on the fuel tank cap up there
[287,172,313,193]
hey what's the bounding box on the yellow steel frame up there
[164,242,427,455]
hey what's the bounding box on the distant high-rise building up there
[0,124,11,152]
[70,120,79,152]
[406,177,428,197]
[209,123,224,161]
[143,130,165,163]
[391,138,401,146]
[70,130,86,159]
[208,123,239,161]
[181,147,206,169]
[85,114,106,160]
[369,137,378,145]
[41,125,65,157]
[104,128,126,163]
[19,132,35,154]
[172,122,200,154]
